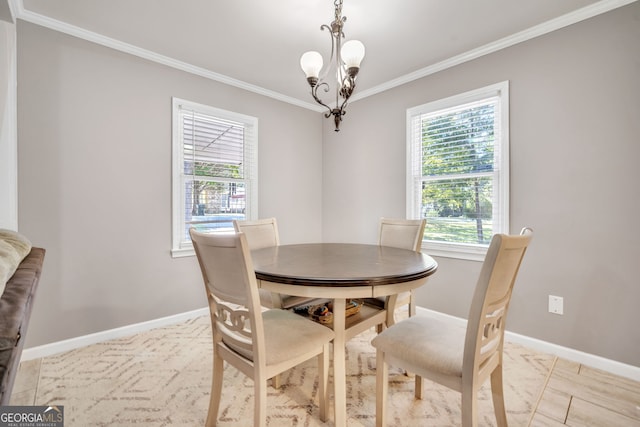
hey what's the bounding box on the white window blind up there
[172,98,258,257]
[407,82,509,260]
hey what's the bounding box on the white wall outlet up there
[549,295,564,315]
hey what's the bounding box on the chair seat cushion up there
[371,315,466,377]
[263,309,335,366]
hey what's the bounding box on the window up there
[407,82,509,261]
[171,98,258,257]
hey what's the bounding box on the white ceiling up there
[16,0,631,110]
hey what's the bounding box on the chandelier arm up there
[310,82,335,116]
[338,97,349,114]
[333,27,345,108]
[339,75,356,104]
[317,24,335,82]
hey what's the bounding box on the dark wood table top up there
[251,243,438,287]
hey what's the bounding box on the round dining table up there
[251,243,438,426]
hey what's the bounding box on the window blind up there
[182,111,246,178]
[420,98,498,178]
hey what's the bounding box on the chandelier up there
[300,0,365,132]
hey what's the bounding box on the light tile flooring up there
[11,354,640,426]
[10,358,41,406]
[530,358,640,426]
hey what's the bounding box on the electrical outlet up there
[549,295,563,315]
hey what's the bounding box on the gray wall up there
[322,3,640,366]
[17,22,323,347]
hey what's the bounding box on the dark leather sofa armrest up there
[0,247,45,405]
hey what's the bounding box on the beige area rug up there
[33,315,554,426]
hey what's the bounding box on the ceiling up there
[15,0,628,110]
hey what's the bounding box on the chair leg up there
[414,375,423,399]
[206,350,224,427]
[490,366,508,427]
[376,349,389,427]
[318,344,330,422]
[408,291,416,317]
[385,294,399,328]
[271,374,281,389]
[255,378,267,427]
[460,385,478,427]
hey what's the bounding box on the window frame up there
[171,97,258,258]
[406,81,509,261]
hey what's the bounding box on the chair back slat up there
[477,304,506,367]
[214,299,254,359]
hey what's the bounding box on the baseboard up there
[20,307,209,361]
[21,306,640,382]
[416,307,640,382]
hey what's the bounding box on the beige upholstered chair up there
[372,227,533,427]
[233,218,315,310]
[190,229,335,427]
[365,218,426,327]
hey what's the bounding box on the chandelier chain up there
[334,0,343,24]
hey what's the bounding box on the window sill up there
[421,241,487,262]
[171,247,195,258]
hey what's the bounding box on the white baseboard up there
[21,306,640,382]
[20,307,209,361]
[416,307,640,382]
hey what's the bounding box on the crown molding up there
[12,0,637,110]
[13,3,324,112]
[2,0,19,23]
[351,0,639,102]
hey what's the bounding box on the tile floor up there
[10,358,41,406]
[530,358,640,426]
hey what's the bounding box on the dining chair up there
[233,218,316,310]
[190,229,335,427]
[364,217,426,328]
[372,227,533,427]
[234,217,322,390]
